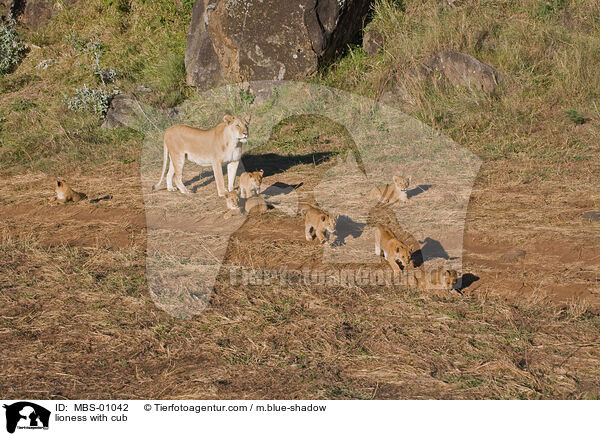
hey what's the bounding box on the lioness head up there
[224,114,251,143]
[393,175,410,191]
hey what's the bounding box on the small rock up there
[500,248,526,263]
[135,85,153,93]
[423,50,501,93]
[363,27,384,56]
[582,211,600,222]
[96,68,117,83]
[101,94,139,130]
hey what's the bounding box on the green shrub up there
[66,85,116,115]
[0,17,27,74]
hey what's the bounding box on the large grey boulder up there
[1,0,73,28]
[22,0,53,29]
[185,0,374,88]
[424,50,501,93]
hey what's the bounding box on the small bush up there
[66,85,117,115]
[565,109,586,125]
[0,17,27,74]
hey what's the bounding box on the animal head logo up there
[3,402,50,434]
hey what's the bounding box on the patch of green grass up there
[565,109,586,125]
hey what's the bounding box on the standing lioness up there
[153,114,250,196]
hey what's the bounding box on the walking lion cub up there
[415,269,459,291]
[239,170,263,198]
[374,223,412,273]
[301,204,336,244]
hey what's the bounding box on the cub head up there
[443,269,459,290]
[55,179,69,193]
[225,190,240,210]
[224,114,251,143]
[393,175,410,191]
[320,213,337,234]
[393,241,411,267]
[246,170,263,193]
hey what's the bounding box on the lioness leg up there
[166,160,176,191]
[172,155,189,194]
[212,161,226,197]
[227,160,239,192]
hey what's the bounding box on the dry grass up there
[1,0,600,400]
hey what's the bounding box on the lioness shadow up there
[407,184,433,199]
[332,215,366,246]
[262,181,304,198]
[242,152,337,177]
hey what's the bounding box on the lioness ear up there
[259,169,264,176]
[321,215,326,221]
[393,175,400,184]
[56,180,62,187]
[243,114,251,123]
[224,115,234,124]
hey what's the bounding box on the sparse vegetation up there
[0,0,599,400]
[0,17,27,74]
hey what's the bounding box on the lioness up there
[301,204,336,244]
[153,114,250,196]
[370,175,411,204]
[374,223,411,273]
[239,169,263,198]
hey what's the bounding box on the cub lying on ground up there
[49,179,86,205]
[239,170,264,198]
[49,179,112,206]
[300,204,336,244]
[415,269,459,291]
[223,190,269,216]
[244,196,268,214]
[374,223,411,273]
[370,175,410,204]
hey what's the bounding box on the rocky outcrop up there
[102,94,139,130]
[22,0,53,29]
[185,0,374,88]
[424,50,501,93]
[362,27,383,55]
[1,0,72,28]
[0,0,12,20]
[101,94,180,130]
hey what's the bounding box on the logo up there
[3,402,50,433]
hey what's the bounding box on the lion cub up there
[223,190,241,218]
[301,204,336,244]
[370,175,410,204]
[415,269,459,291]
[375,223,411,273]
[239,170,264,198]
[49,179,87,206]
[244,196,268,214]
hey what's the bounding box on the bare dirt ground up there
[1,150,599,399]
